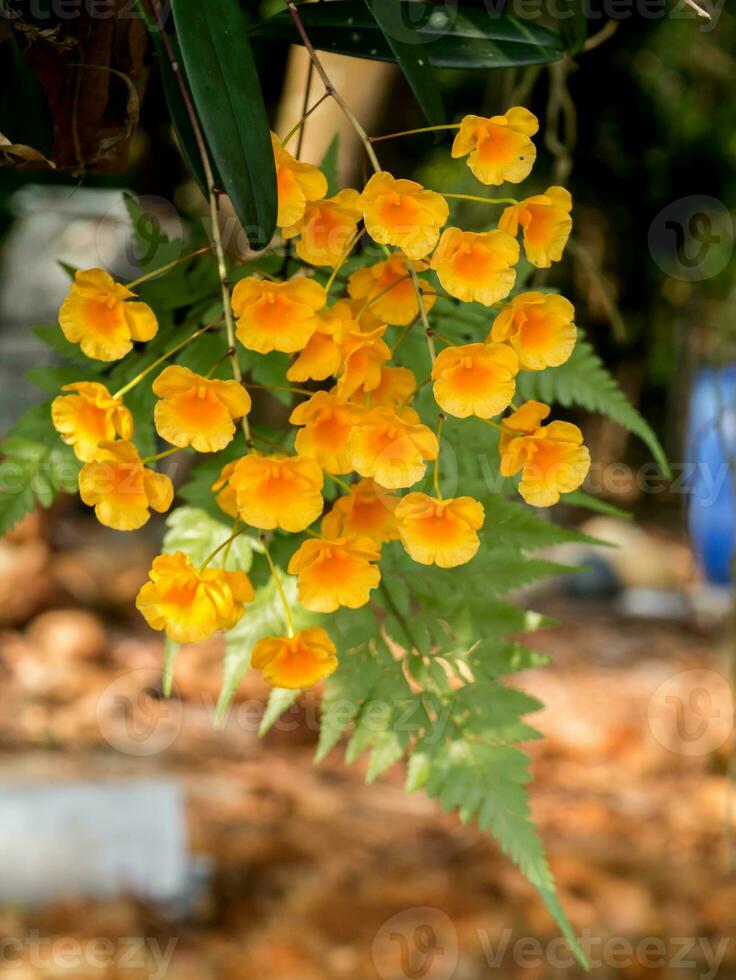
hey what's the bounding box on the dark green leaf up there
[122,192,182,282]
[362,0,444,125]
[564,489,633,520]
[486,495,607,550]
[172,0,277,248]
[319,133,340,197]
[136,2,220,197]
[32,324,90,365]
[25,366,88,394]
[555,0,588,53]
[0,405,80,535]
[255,3,565,69]
[517,337,670,477]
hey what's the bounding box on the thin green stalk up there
[112,318,223,399]
[199,526,250,571]
[282,91,330,147]
[390,316,419,356]
[261,535,295,637]
[245,382,314,397]
[285,0,381,174]
[369,123,461,144]
[408,263,436,364]
[126,245,212,289]
[141,446,182,465]
[325,228,366,296]
[379,580,420,655]
[443,192,519,206]
[433,414,445,500]
[355,273,412,318]
[220,517,241,568]
[327,473,351,492]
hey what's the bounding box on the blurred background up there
[1,7,736,978]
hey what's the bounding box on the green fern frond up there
[518,337,669,476]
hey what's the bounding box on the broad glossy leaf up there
[136,2,216,197]
[172,0,277,248]
[362,0,444,125]
[255,2,565,69]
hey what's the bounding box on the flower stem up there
[141,446,182,465]
[399,372,430,409]
[408,263,435,364]
[442,192,519,206]
[148,0,250,443]
[282,91,330,147]
[390,316,418,356]
[325,228,366,296]
[369,123,461,144]
[261,535,295,637]
[379,580,420,655]
[245,382,314,397]
[481,418,505,433]
[126,245,213,289]
[112,318,223,399]
[249,430,289,453]
[284,0,381,174]
[221,517,241,567]
[206,347,235,378]
[199,526,249,571]
[355,273,412,318]
[433,414,445,500]
[327,473,351,492]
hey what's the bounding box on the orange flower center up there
[277,166,297,195]
[524,203,557,246]
[75,399,112,441]
[82,296,125,335]
[517,307,555,351]
[351,498,391,535]
[526,438,569,477]
[376,193,421,228]
[254,293,292,330]
[447,356,500,396]
[409,509,462,547]
[313,410,351,446]
[451,243,496,281]
[103,460,145,498]
[476,123,517,163]
[172,388,225,431]
[309,548,358,588]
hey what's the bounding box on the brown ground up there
[0,509,735,978]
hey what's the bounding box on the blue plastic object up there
[687,367,736,585]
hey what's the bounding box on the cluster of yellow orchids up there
[50,106,590,691]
